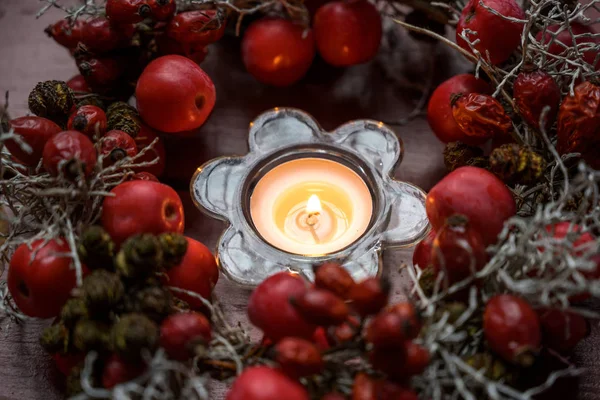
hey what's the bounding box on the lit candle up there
[250,158,373,255]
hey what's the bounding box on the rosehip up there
[4,116,62,166]
[45,19,84,49]
[167,10,227,46]
[387,302,422,340]
[352,373,378,400]
[226,366,310,400]
[53,353,85,376]
[131,171,159,181]
[322,393,347,400]
[100,130,138,167]
[452,93,512,139]
[426,166,516,245]
[8,239,79,318]
[312,327,331,350]
[80,17,134,53]
[536,23,598,68]
[538,308,589,353]
[483,294,541,365]
[399,341,430,376]
[101,180,184,245]
[331,316,360,344]
[365,311,409,348]
[42,130,97,178]
[313,0,382,66]
[412,229,435,269]
[291,288,349,326]
[164,237,219,309]
[66,75,91,93]
[313,262,355,299]
[160,312,212,360]
[242,18,315,87]
[67,105,107,138]
[147,0,177,21]
[102,354,145,388]
[368,346,407,378]
[513,68,561,131]
[248,272,316,342]
[348,277,390,316]
[456,0,525,65]
[106,0,151,24]
[275,337,324,378]
[427,74,491,145]
[133,124,166,177]
[78,57,126,91]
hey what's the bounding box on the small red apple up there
[135,55,216,134]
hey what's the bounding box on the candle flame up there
[306,194,322,214]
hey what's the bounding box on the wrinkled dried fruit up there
[489,144,546,185]
[513,68,561,130]
[28,80,75,125]
[452,93,512,139]
[443,141,484,172]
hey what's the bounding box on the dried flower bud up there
[60,298,89,327]
[443,142,484,172]
[40,323,69,354]
[417,266,435,297]
[489,144,546,185]
[124,285,174,322]
[116,234,164,280]
[73,319,111,352]
[465,352,514,383]
[76,96,106,111]
[28,80,75,126]
[81,270,125,315]
[106,101,141,137]
[111,313,159,361]
[66,365,84,397]
[158,233,188,269]
[466,156,490,169]
[78,226,115,271]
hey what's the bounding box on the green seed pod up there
[124,285,174,322]
[106,101,141,137]
[28,80,75,125]
[111,313,159,361]
[158,233,188,269]
[81,270,125,315]
[60,298,89,327]
[489,144,547,185]
[443,142,484,172]
[40,323,69,354]
[73,319,111,352]
[78,226,116,271]
[115,234,164,280]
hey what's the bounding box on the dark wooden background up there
[0,0,598,398]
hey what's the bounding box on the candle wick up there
[306,212,321,244]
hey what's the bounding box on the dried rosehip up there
[66,75,91,93]
[321,393,347,400]
[443,141,484,172]
[226,366,310,400]
[4,116,62,166]
[489,143,546,185]
[557,81,600,169]
[513,68,561,130]
[133,124,166,177]
[483,294,541,365]
[536,23,598,68]
[368,346,407,378]
[42,130,97,178]
[538,308,589,353]
[452,93,512,139]
[313,262,355,298]
[399,341,430,376]
[131,171,159,181]
[412,230,436,269]
[78,57,126,92]
[330,316,360,344]
[348,277,390,317]
[275,337,324,378]
[352,373,378,400]
[45,19,84,49]
[167,10,227,46]
[148,0,177,21]
[386,302,422,339]
[352,373,418,400]
[106,0,151,24]
[67,105,107,139]
[160,312,212,360]
[28,80,75,126]
[291,288,349,326]
[81,17,134,53]
[365,311,410,348]
[100,130,138,167]
[102,354,145,388]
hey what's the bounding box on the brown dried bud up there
[66,365,84,397]
[106,101,141,137]
[313,262,355,299]
[111,313,159,361]
[115,234,164,280]
[73,319,111,352]
[464,352,514,382]
[124,285,174,322]
[275,337,324,378]
[40,323,69,354]
[60,298,89,327]
[81,270,125,315]
[348,277,390,316]
[290,288,349,326]
[28,80,75,125]
[466,156,490,169]
[489,144,546,185]
[78,225,115,270]
[417,266,435,297]
[443,142,484,172]
[158,233,188,269]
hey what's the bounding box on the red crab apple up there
[136,55,216,134]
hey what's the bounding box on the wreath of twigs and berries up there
[1,0,600,399]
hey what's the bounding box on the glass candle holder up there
[191,108,430,286]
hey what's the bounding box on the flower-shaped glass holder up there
[191,108,430,287]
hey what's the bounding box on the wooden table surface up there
[1,0,599,399]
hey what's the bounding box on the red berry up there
[275,337,324,378]
[312,327,331,351]
[513,68,561,131]
[42,130,97,178]
[483,294,541,365]
[348,277,390,316]
[399,341,430,376]
[431,214,487,286]
[136,55,216,133]
[4,116,62,166]
[167,10,227,46]
[100,130,138,167]
[451,93,512,140]
[535,23,598,68]
[106,0,151,24]
[426,166,516,245]
[45,19,84,49]
[164,237,219,309]
[427,74,491,145]
[130,171,159,182]
[322,393,347,400]
[81,17,134,53]
[242,18,315,87]
[352,373,418,400]
[313,0,382,66]
[352,373,378,400]
[456,0,525,65]
[102,354,145,388]
[67,105,107,139]
[538,308,589,353]
[78,57,127,91]
[412,229,435,269]
[160,312,212,360]
[368,346,407,378]
[226,366,310,400]
[133,124,166,177]
[313,262,355,299]
[248,272,316,342]
[386,302,422,340]
[8,239,79,318]
[331,316,360,344]
[101,180,184,245]
[291,288,349,326]
[66,75,91,93]
[147,0,177,21]
[53,353,85,376]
